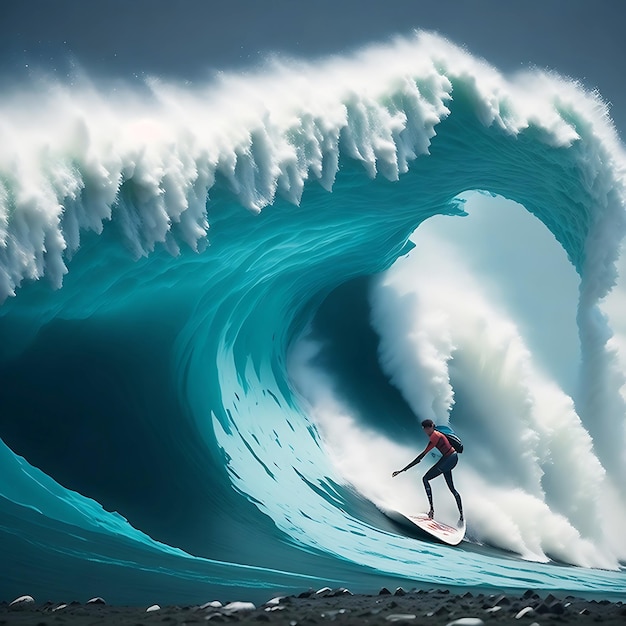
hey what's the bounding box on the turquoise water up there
[0,32,625,604]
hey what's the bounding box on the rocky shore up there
[2,586,626,625]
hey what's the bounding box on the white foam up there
[1,31,623,304]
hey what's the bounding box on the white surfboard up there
[406,513,466,545]
[385,510,466,546]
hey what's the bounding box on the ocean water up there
[1,32,625,604]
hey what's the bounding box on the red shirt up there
[424,430,455,457]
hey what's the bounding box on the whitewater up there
[1,31,625,604]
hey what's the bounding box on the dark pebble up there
[493,594,511,606]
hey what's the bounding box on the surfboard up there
[385,510,466,546]
[405,513,466,545]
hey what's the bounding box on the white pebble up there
[199,601,223,609]
[515,606,535,619]
[446,619,484,626]
[386,613,417,622]
[223,601,256,613]
[9,595,35,607]
[146,604,160,612]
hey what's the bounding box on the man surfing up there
[392,419,464,524]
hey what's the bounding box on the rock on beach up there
[1,588,625,625]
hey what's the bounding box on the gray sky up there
[1,0,625,130]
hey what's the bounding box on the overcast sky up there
[1,0,625,131]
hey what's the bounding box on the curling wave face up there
[0,32,625,603]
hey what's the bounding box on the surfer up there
[392,419,464,524]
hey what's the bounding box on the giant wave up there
[1,31,625,604]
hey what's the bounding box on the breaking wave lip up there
[2,30,623,301]
[1,30,626,602]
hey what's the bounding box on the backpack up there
[434,425,464,454]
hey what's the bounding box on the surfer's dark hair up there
[421,419,435,428]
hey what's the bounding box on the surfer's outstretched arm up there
[392,431,437,477]
[391,441,435,478]
[392,450,427,476]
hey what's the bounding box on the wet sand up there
[2,587,626,626]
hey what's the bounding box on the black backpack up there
[435,425,464,454]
